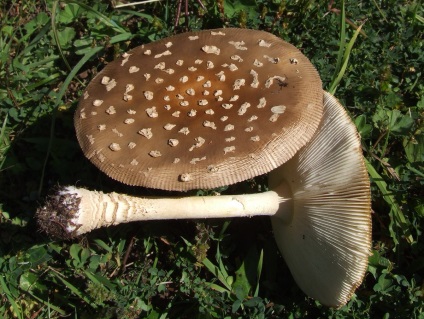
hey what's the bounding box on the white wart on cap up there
[75,28,323,191]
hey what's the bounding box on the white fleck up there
[180,75,189,83]
[125,84,134,93]
[165,41,173,48]
[202,90,210,95]
[233,78,246,90]
[216,71,226,82]
[124,118,135,124]
[216,96,223,102]
[130,159,138,166]
[164,105,171,110]
[186,88,195,96]
[154,62,166,70]
[91,111,97,116]
[164,68,175,74]
[189,136,206,151]
[166,85,175,91]
[188,35,199,40]
[250,136,260,142]
[214,90,223,96]
[245,127,253,132]
[269,113,280,122]
[248,115,258,122]
[198,99,208,106]
[253,59,263,67]
[238,102,251,115]
[250,69,259,88]
[220,116,228,121]
[144,50,151,55]
[222,63,238,71]
[263,55,280,64]
[228,41,247,50]
[223,146,236,154]
[180,173,192,182]
[106,106,116,114]
[211,31,225,35]
[222,103,233,109]
[265,75,286,88]
[164,96,171,101]
[229,95,239,102]
[127,109,136,114]
[173,158,180,164]
[206,61,214,69]
[176,94,184,100]
[164,123,176,130]
[128,142,136,149]
[202,45,220,55]
[257,97,267,108]
[225,137,235,142]
[205,109,214,115]
[172,111,181,117]
[203,121,217,129]
[123,93,132,101]
[101,76,110,85]
[203,80,212,88]
[149,150,162,158]
[143,91,154,100]
[208,165,219,173]
[258,39,272,47]
[231,55,243,62]
[106,79,117,91]
[155,78,164,84]
[190,156,207,164]
[98,124,106,130]
[146,107,158,118]
[196,75,205,81]
[168,139,179,147]
[138,128,153,139]
[224,124,234,131]
[83,91,89,99]
[87,135,95,145]
[121,52,132,66]
[93,99,103,106]
[187,109,197,116]
[179,127,190,135]
[129,66,139,73]
[144,73,151,81]
[188,66,197,72]
[80,112,86,119]
[290,58,299,64]
[271,105,286,114]
[154,50,171,58]
[176,60,184,66]
[109,143,121,151]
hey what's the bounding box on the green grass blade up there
[50,271,97,308]
[329,22,363,94]
[51,0,72,72]
[365,158,414,244]
[0,276,23,319]
[68,0,127,33]
[333,0,346,77]
[253,249,263,298]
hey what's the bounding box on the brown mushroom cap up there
[75,28,323,191]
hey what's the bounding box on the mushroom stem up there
[37,185,289,239]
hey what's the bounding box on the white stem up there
[37,186,286,238]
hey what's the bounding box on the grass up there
[0,0,423,318]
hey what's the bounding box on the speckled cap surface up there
[75,28,323,191]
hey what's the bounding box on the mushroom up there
[38,91,371,307]
[75,28,323,191]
